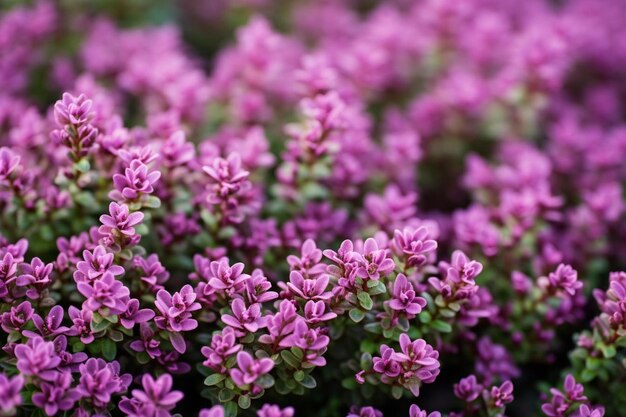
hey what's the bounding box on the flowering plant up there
[1,1,626,416]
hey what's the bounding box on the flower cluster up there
[1,0,626,416]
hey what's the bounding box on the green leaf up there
[368,282,387,296]
[358,292,373,310]
[600,344,616,358]
[218,389,235,402]
[419,311,432,324]
[143,195,161,209]
[238,395,251,409]
[74,192,96,207]
[224,401,238,417]
[364,322,382,334]
[280,350,301,369]
[204,374,227,386]
[580,368,596,382]
[294,370,305,382]
[349,308,365,323]
[137,352,150,365]
[74,158,91,173]
[256,374,275,389]
[360,353,373,371]
[299,374,317,389]
[108,330,124,342]
[391,385,404,399]
[101,338,117,361]
[291,347,304,360]
[430,320,452,333]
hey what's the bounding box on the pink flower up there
[221,298,266,334]
[201,327,242,371]
[32,371,81,416]
[74,245,124,284]
[0,373,24,415]
[354,238,395,280]
[14,336,61,381]
[99,203,144,238]
[303,300,337,324]
[77,271,130,315]
[120,373,183,417]
[110,159,161,203]
[409,405,441,417]
[286,271,332,300]
[388,274,426,315]
[155,285,201,353]
[229,351,274,388]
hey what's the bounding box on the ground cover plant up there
[1,1,626,416]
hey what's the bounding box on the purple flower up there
[221,298,266,334]
[203,152,250,200]
[133,253,170,290]
[200,405,225,417]
[0,300,33,333]
[285,271,332,300]
[155,285,201,353]
[51,93,97,158]
[258,404,295,417]
[206,259,249,294]
[77,271,130,315]
[259,299,298,347]
[539,264,582,296]
[202,152,254,223]
[489,381,514,408]
[32,371,81,416]
[74,245,124,284]
[22,305,69,339]
[355,238,395,280]
[0,373,24,415]
[578,404,605,417]
[110,159,161,203]
[120,298,155,329]
[303,300,337,324]
[559,374,587,402]
[392,334,440,396]
[372,345,401,379]
[391,226,438,268]
[77,358,131,409]
[242,269,279,304]
[53,92,94,126]
[99,202,144,243]
[160,131,195,168]
[430,251,482,301]
[67,306,94,344]
[388,274,427,315]
[347,406,383,417]
[542,374,588,417]
[409,405,441,417]
[120,373,183,417]
[18,257,54,299]
[14,336,61,381]
[53,336,88,372]
[201,327,242,371]
[129,323,162,359]
[287,239,326,277]
[229,351,274,388]
[454,375,482,402]
[475,337,519,384]
[0,253,19,298]
[279,318,329,366]
[0,147,21,183]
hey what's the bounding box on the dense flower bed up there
[1,1,626,416]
